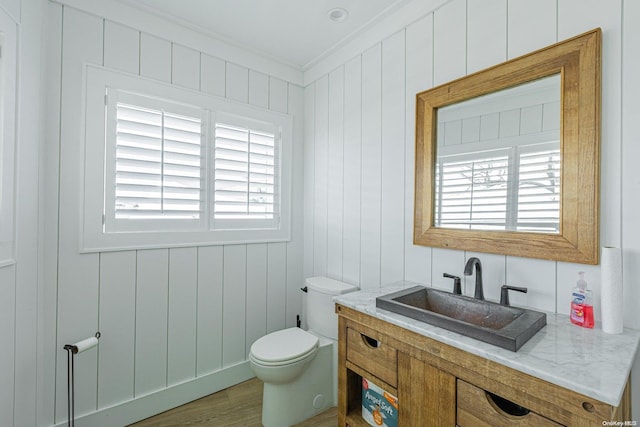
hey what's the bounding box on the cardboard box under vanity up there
[361,377,398,427]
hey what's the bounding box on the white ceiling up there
[121,0,411,69]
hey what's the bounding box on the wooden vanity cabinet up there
[336,304,631,427]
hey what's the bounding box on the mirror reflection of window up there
[434,75,560,233]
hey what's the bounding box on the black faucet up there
[464,257,484,300]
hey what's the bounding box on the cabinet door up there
[398,353,456,427]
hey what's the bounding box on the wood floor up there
[128,378,337,427]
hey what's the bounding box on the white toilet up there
[249,276,357,427]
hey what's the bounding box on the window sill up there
[80,228,291,253]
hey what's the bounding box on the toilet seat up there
[250,327,319,366]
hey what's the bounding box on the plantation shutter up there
[213,118,278,227]
[516,147,560,232]
[435,145,560,232]
[435,152,510,230]
[108,91,204,230]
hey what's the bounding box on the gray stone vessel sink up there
[375,286,546,351]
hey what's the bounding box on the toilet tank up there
[305,276,357,340]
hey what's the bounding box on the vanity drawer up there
[457,380,563,427]
[346,327,397,387]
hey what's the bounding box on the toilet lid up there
[250,327,318,363]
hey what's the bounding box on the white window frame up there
[82,65,292,252]
[0,10,17,267]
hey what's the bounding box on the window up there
[213,117,279,229]
[83,66,292,251]
[516,147,560,232]
[106,91,205,232]
[435,150,510,230]
[435,143,560,232]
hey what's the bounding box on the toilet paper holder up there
[63,332,101,427]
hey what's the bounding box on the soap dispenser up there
[570,272,594,328]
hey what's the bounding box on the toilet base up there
[261,339,334,427]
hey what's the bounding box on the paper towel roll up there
[71,336,99,354]
[601,246,623,334]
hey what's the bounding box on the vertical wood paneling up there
[507,0,557,58]
[196,246,224,375]
[467,0,507,73]
[622,6,640,412]
[226,63,249,103]
[14,0,45,422]
[135,249,169,396]
[103,21,139,74]
[314,76,329,276]
[139,33,171,83]
[499,110,519,137]
[342,56,362,286]
[380,31,406,285]
[171,44,200,90]
[98,251,136,408]
[0,265,15,427]
[622,0,640,332]
[200,54,226,97]
[431,249,465,292]
[360,44,382,289]
[303,83,316,280]
[558,0,619,37]
[249,70,269,108]
[519,106,543,134]
[286,84,305,327]
[222,245,247,366]
[433,0,467,85]
[461,117,480,143]
[1,0,18,22]
[267,242,287,333]
[245,244,267,356]
[167,247,198,385]
[269,77,288,113]
[404,14,433,285]
[506,257,555,311]
[41,4,63,424]
[55,8,103,421]
[327,67,344,280]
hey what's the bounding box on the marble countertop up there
[334,281,640,407]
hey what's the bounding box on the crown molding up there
[302,0,451,86]
[49,0,304,86]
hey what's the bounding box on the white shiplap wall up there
[304,0,640,415]
[305,0,622,312]
[2,0,639,425]
[1,0,47,426]
[41,4,304,426]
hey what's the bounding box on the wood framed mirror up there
[414,28,601,264]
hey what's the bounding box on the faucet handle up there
[443,273,462,295]
[500,285,528,306]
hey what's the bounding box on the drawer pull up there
[486,391,530,417]
[360,334,381,348]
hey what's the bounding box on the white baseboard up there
[54,362,255,427]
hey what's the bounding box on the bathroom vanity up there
[335,285,640,427]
